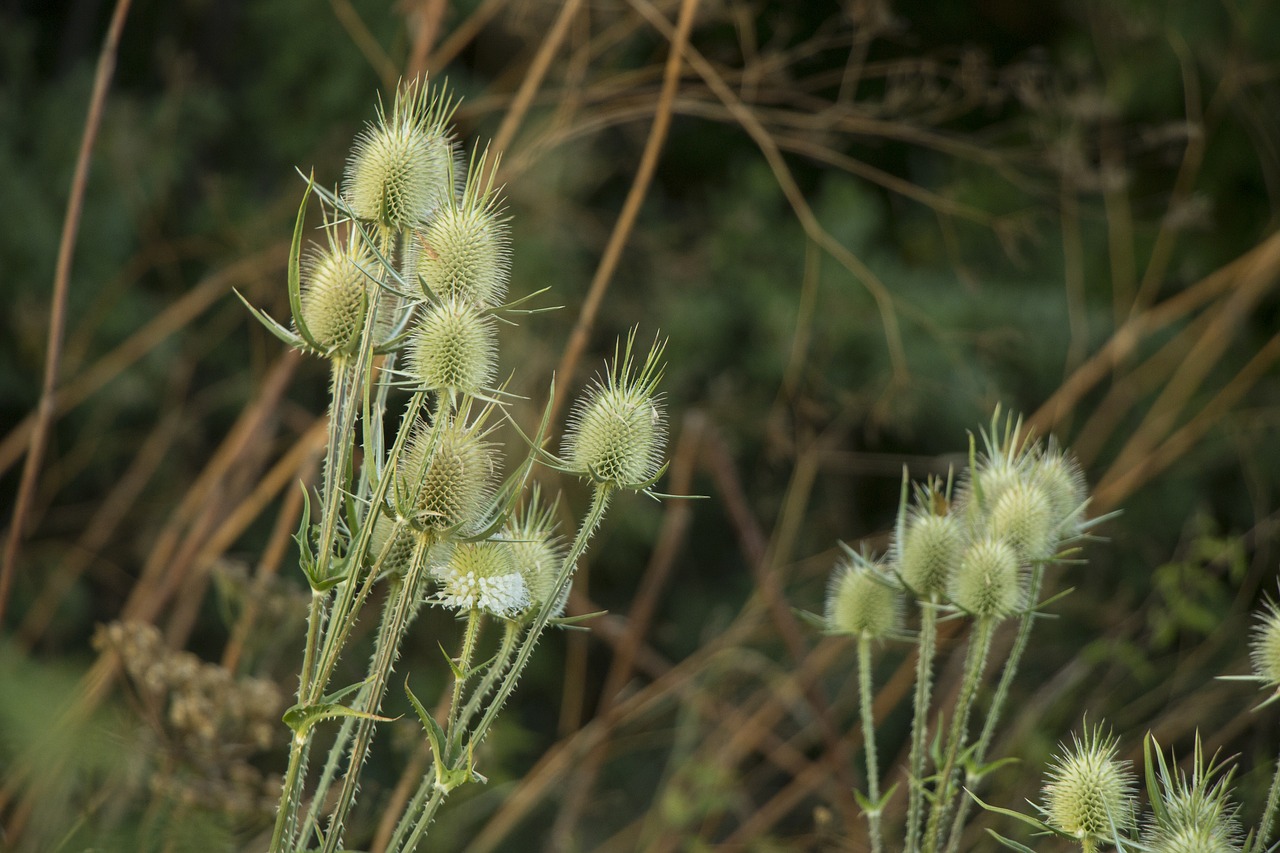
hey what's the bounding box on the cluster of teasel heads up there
[816,412,1280,853]
[241,77,668,853]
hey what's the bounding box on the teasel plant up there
[238,77,673,853]
[799,409,1111,853]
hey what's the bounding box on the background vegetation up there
[1,0,1278,849]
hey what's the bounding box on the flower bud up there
[298,232,374,355]
[368,515,415,576]
[1040,725,1136,843]
[1249,597,1280,688]
[416,149,510,305]
[397,415,500,535]
[948,535,1023,620]
[898,511,963,599]
[563,334,666,490]
[406,298,497,394]
[502,492,567,617]
[343,80,457,231]
[435,540,528,616]
[988,480,1056,563]
[1032,444,1088,536]
[825,558,901,640]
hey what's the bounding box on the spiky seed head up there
[948,535,1023,620]
[563,333,667,490]
[1040,725,1136,843]
[368,515,415,575]
[298,231,375,355]
[502,490,567,617]
[406,298,497,394]
[1249,596,1280,689]
[397,416,500,535]
[824,558,902,640]
[898,511,963,600]
[435,540,528,616]
[344,79,457,231]
[988,480,1056,563]
[1148,827,1240,853]
[1032,443,1088,535]
[416,147,510,305]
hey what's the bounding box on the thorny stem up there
[924,617,995,853]
[944,564,1047,853]
[1260,750,1280,848]
[470,484,612,747]
[858,636,884,853]
[459,619,522,732]
[395,786,447,853]
[447,609,484,740]
[906,597,940,853]
[321,536,435,853]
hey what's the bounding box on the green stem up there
[923,617,995,853]
[320,536,435,853]
[394,786,447,853]
[447,609,484,740]
[459,620,522,732]
[858,636,884,853]
[906,597,939,853]
[469,484,612,748]
[944,565,1046,853]
[1260,751,1280,848]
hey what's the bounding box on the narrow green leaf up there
[288,175,323,352]
[984,829,1039,853]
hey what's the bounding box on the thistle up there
[1039,725,1136,849]
[502,489,567,617]
[948,535,1023,621]
[297,225,375,357]
[562,331,667,492]
[434,540,529,617]
[898,507,963,601]
[344,78,458,231]
[405,297,498,396]
[395,411,501,537]
[825,555,902,641]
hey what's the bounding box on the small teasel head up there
[405,297,498,395]
[416,145,511,306]
[502,487,567,617]
[367,514,415,576]
[948,535,1024,621]
[1032,439,1089,537]
[298,223,375,356]
[562,331,667,491]
[987,479,1057,563]
[1039,723,1137,845]
[396,409,501,536]
[434,539,529,617]
[896,483,964,600]
[1248,593,1280,703]
[958,408,1039,517]
[343,78,458,232]
[1143,734,1240,853]
[824,553,902,641]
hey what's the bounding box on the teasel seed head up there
[563,331,667,491]
[434,540,528,617]
[416,146,510,306]
[1249,595,1280,690]
[343,78,458,232]
[824,557,902,640]
[368,515,415,576]
[502,489,567,617]
[298,227,374,356]
[948,535,1023,620]
[1032,442,1089,535]
[1040,724,1136,844]
[397,414,500,536]
[988,480,1057,563]
[406,298,498,395]
[898,510,963,600]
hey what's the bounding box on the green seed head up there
[502,489,567,617]
[948,535,1023,620]
[1249,597,1280,688]
[563,332,667,490]
[1040,725,1136,843]
[988,480,1056,563]
[397,415,500,535]
[368,515,415,575]
[298,230,374,355]
[406,298,497,394]
[344,79,457,231]
[1032,442,1088,535]
[898,511,963,600]
[824,558,902,640]
[435,540,528,616]
[416,147,510,306]
[1148,827,1240,853]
